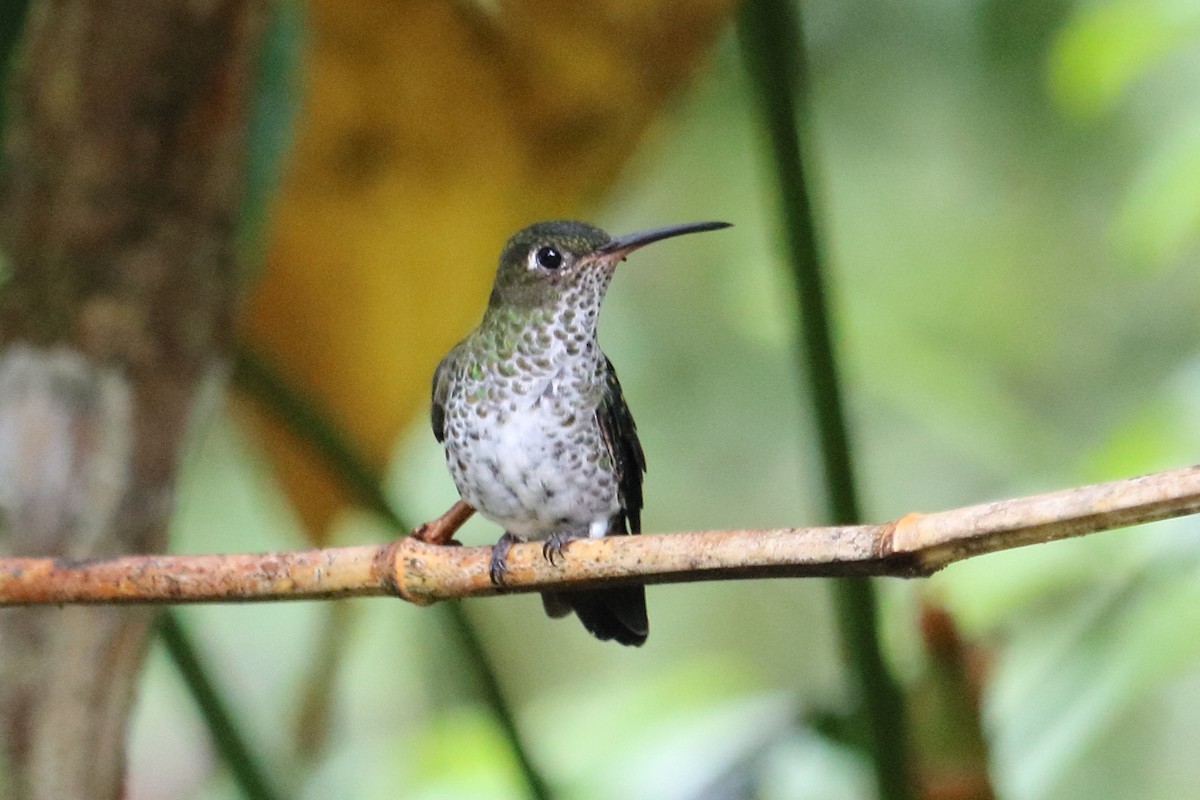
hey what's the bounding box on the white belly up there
[446,400,619,540]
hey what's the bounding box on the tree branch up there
[2,464,1197,607]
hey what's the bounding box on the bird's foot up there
[411,500,475,546]
[489,532,519,586]
[542,531,580,566]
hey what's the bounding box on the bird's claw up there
[489,532,518,586]
[542,533,576,566]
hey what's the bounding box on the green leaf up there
[1113,122,1200,266]
[1049,0,1200,118]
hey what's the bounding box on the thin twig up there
[3,463,1198,606]
[412,500,475,545]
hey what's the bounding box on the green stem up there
[442,604,555,800]
[233,346,553,800]
[157,612,285,800]
[736,2,912,799]
[0,0,30,141]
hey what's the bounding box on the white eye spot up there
[530,245,564,271]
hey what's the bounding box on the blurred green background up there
[126,0,1200,798]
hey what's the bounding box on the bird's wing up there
[596,356,647,533]
[430,346,460,444]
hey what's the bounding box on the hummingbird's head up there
[487,219,731,313]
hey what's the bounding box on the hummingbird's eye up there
[534,246,564,270]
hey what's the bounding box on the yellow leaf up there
[240,0,735,539]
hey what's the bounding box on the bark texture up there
[0,1,265,797]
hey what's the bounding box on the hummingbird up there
[430,219,731,646]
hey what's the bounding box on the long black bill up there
[596,220,732,259]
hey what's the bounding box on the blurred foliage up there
[737,1,912,796]
[1049,0,1200,267]
[1049,0,1198,117]
[124,0,1200,799]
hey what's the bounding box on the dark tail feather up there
[541,586,648,647]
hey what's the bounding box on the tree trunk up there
[0,2,265,797]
